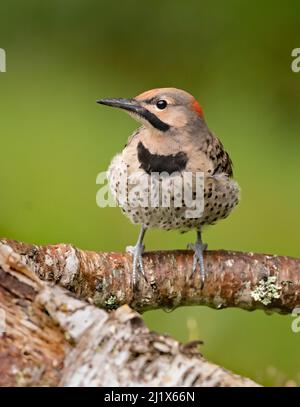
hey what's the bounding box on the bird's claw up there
[187,241,207,289]
[126,243,147,289]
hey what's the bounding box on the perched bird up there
[97,88,240,288]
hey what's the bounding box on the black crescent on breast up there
[137,142,188,174]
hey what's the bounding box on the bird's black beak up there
[97,98,143,115]
[97,97,170,132]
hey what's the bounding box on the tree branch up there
[0,239,258,386]
[1,238,299,314]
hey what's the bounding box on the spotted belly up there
[108,154,240,231]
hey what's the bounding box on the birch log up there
[0,238,260,386]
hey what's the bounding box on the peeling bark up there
[1,239,299,314]
[0,239,259,387]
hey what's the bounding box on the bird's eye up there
[156,100,167,110]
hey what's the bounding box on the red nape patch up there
[192,99,204,117]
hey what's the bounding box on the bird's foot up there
[187,241,208,289]
[126,243,147,289]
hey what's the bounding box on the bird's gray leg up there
[188,229,207,289]
[126,225,147,289]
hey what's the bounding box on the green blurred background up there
[1,0,300,386]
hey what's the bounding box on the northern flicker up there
[97,88,240,288]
